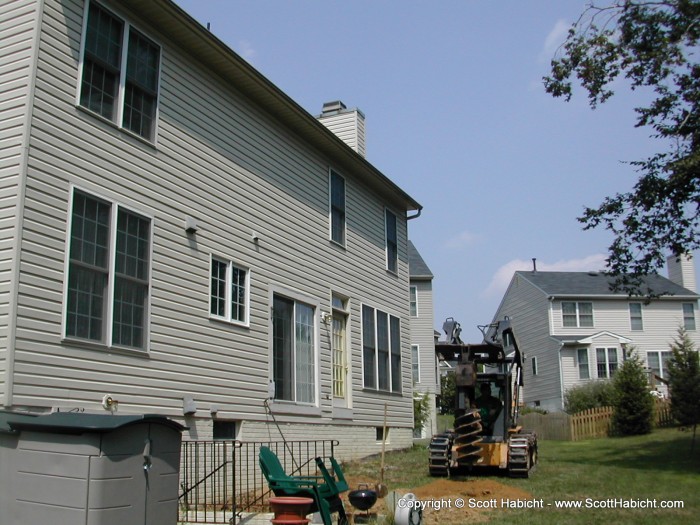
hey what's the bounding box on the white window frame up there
[63,187,153,351]
[577,348,590,380]
[385,209,398,274]
[331,293,349,402]
[531,356,538,376]
[647,351,672,379]
[629,302,643,331]
[361,303,402,393]
[562,301,594,328]
[269,287,319,406]
[596,347,618,379]
[409,286,418,317]
[683,302,696,330]
[77,0,162,143]
[329,169,346,247]
[412,344,420,384]
[209,256,250,326]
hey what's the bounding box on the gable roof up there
[408,241,433,279]
[117,0,421,213]
[516,271,699,299]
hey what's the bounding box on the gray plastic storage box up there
[0,411,185,525]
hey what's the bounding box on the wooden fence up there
[520,400,674,441]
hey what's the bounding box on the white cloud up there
[237,40,256,62]
[539,19,570,63]
[482,253,608,299]
[444,230,480,250]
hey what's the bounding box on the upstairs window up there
[562,301,593,328]
[79,1,160,141]
[210,257,249,325]
[683,303,696,330]
[329,170,345,246]
[66,190,151,350]
[385,209,397,273]
[409,286,418,316]
[629,303,643,330]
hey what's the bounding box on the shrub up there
[612,351,654,436]
[564,380,615,414]
[667,327,700,449]
[438,373,456,415]
[413,392,431,434]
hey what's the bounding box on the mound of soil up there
[344,477,532,525]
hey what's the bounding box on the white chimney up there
[317,101,366,158]
[667,253,697,292]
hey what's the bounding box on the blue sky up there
[174,0,686,341]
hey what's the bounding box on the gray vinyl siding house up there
[0,0,421,458]
[408,240,437,438]
[492,259,700,412]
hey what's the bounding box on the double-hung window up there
[272,294,316,404]
[562,301,593,327]
[66,190,151,350]
[629,303,643,330]
[409,286,418,316]
[79,1,161,141]
[596,347,618,378]
[362,304,401,393]
[385,210,397,273]
[647,351,672,379]
[683,303,696,330]
[210,257,249,325]
[412,344,420,384]
[329,170,345,246]
[577,348,590,379]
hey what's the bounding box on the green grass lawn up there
[492,427,700,524]
[344,427,699,525]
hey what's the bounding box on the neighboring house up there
[408,241,437,438]
[0,0,422,459]
[492,257,700,412]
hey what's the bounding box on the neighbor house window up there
[683,303,696,330]
[577,348,590,379]
[66,190,151,350]
[629,303,643,330]
[79,1,161,141]
[329,170,345,246]
[412,345,420,384]
[562,301,593,327]
[409,286,418,316]
[596,347,618,378]
[210,257,249,324]
[385,209,397,273]
[647,351,672,379]
[362,304,401,392]
[531,356,538,376]
[272,294,315,404]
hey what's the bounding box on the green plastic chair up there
[259,446,348,525]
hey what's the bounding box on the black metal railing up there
[178,439,338,524]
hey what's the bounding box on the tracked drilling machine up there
[429,317,538,477]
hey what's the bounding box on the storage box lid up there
[0,411,185,435]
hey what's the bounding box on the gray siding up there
[493,274,562,410]
[0,0,40,404]
[11,0,414,434]
[410,279,437,434]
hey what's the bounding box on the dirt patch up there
[344,477,532,525]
